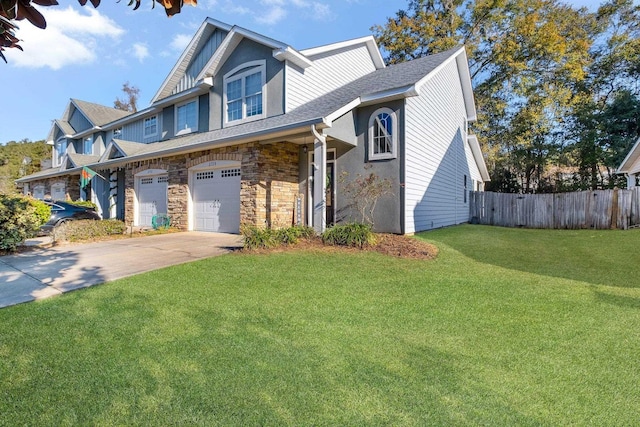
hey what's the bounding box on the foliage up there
[321,222,376,248]
[0,0,196,62]
[67,199,98,209]
[374,0,640,193]
[339,171,393,225]
[2,226,640,424]
[0,195,50,252]
[113,82,140,113]
[0,139,50,194]
[241,224,315,250]
[51,219,126,243]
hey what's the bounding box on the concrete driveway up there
[0,232,243,309]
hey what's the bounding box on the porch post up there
[312,126,327,233]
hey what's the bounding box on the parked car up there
[39,201,101,235]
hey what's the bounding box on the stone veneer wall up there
[124,141,300,230]
[27,175,80,201]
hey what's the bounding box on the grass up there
[1,225,639,425]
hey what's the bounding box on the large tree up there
[0,139,49,194]
[374,0,640,192]
[0,0,196,62]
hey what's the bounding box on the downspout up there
[311,124,327,233]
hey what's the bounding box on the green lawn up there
[1,225,639,425]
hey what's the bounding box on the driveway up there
[0,232,243,309]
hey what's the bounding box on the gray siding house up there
[17,18,490,235]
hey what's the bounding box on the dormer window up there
[53,138,67,167]
[175,99,198,136]
[223,60,266,125]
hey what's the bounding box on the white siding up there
[404,60,475,233]
[286,44,376,111]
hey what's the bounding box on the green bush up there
[52,219,126,243]
[322,222,376,248]
[0,195,51,252]
[242,224,316,249]
[68,199,98,210]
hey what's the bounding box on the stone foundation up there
[124,141,300,231]
[26,174,80,201]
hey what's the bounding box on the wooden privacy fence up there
[469,188,640,230]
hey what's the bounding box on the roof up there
[67,153,100,167]
[71,99,131,127]
[19,46,478,182]
[617,136,640,175]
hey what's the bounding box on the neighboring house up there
[617,136,640,188]
[16,18,490,234]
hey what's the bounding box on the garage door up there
[192,167,241,233]
[137,175,168,227]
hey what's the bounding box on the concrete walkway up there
[0,232,243,309]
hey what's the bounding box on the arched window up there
[223,60,266,125]
[368,108,397,160]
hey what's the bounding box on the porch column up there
[312,128,327,233]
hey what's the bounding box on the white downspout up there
[311,124,327,233]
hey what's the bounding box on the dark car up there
[40,201,101,234]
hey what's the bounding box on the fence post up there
[611,187,618,230]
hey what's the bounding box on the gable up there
[69,105,93,133]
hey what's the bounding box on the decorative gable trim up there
[617,136,640,174]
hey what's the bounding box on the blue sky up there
[1,0,603,144]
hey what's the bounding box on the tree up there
[0,0,196,62]
[0,139,49,194]
[373,0,640,193]
[114,82,140,113]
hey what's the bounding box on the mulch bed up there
[244,233,438,260]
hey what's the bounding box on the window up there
[83,137,93,155]
[144,115,158,138]
[368,108,397,160]
[464,175,468,203]
[175,100,198,135]
[113,127,122,137]
[54,139,66,166]
[224,60,266,125]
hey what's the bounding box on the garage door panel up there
[138,175,168,227]
[192,167,240,233]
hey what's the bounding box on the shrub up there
[242,225,316,249]
[241,225,276,250]
[68,199,98,210]
[52,219,126,243]
[322,222,377,248]
[0,195,50,252]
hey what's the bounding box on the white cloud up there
[170,34,193,52]
[255,5,287,24]
[132,43,150,63]
[7,6,124,70]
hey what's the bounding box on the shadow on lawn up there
[420,225,640,289]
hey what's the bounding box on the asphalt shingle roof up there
[72,99,131,127]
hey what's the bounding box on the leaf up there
[16,2,46,29]
[30,0,58,6]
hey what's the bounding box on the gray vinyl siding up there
[69,108,92,133]
[209,38,284,130]
[119,114,163,143]
[404,59,472,233]
[172,30,227,96]
[286,44,377,111]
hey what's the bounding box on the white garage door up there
[192,167,241,233]
[51,183,66,201]
[137,175,168,227]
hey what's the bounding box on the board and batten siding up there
[171,30,227,96]
[69,108,92,133]
[286,44,377,111]
[404,59,477,233]
[120,114,163,144]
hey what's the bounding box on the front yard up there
[1,225,639,425]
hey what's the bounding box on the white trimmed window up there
[175,99,198,135]
[223,60,266,125]
[83,137,93,155]
[143,115,158,138]
[368,107,398,160]
[54,139,66,167]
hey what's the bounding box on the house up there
[617,136,640,188]
[16,18,490,234]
